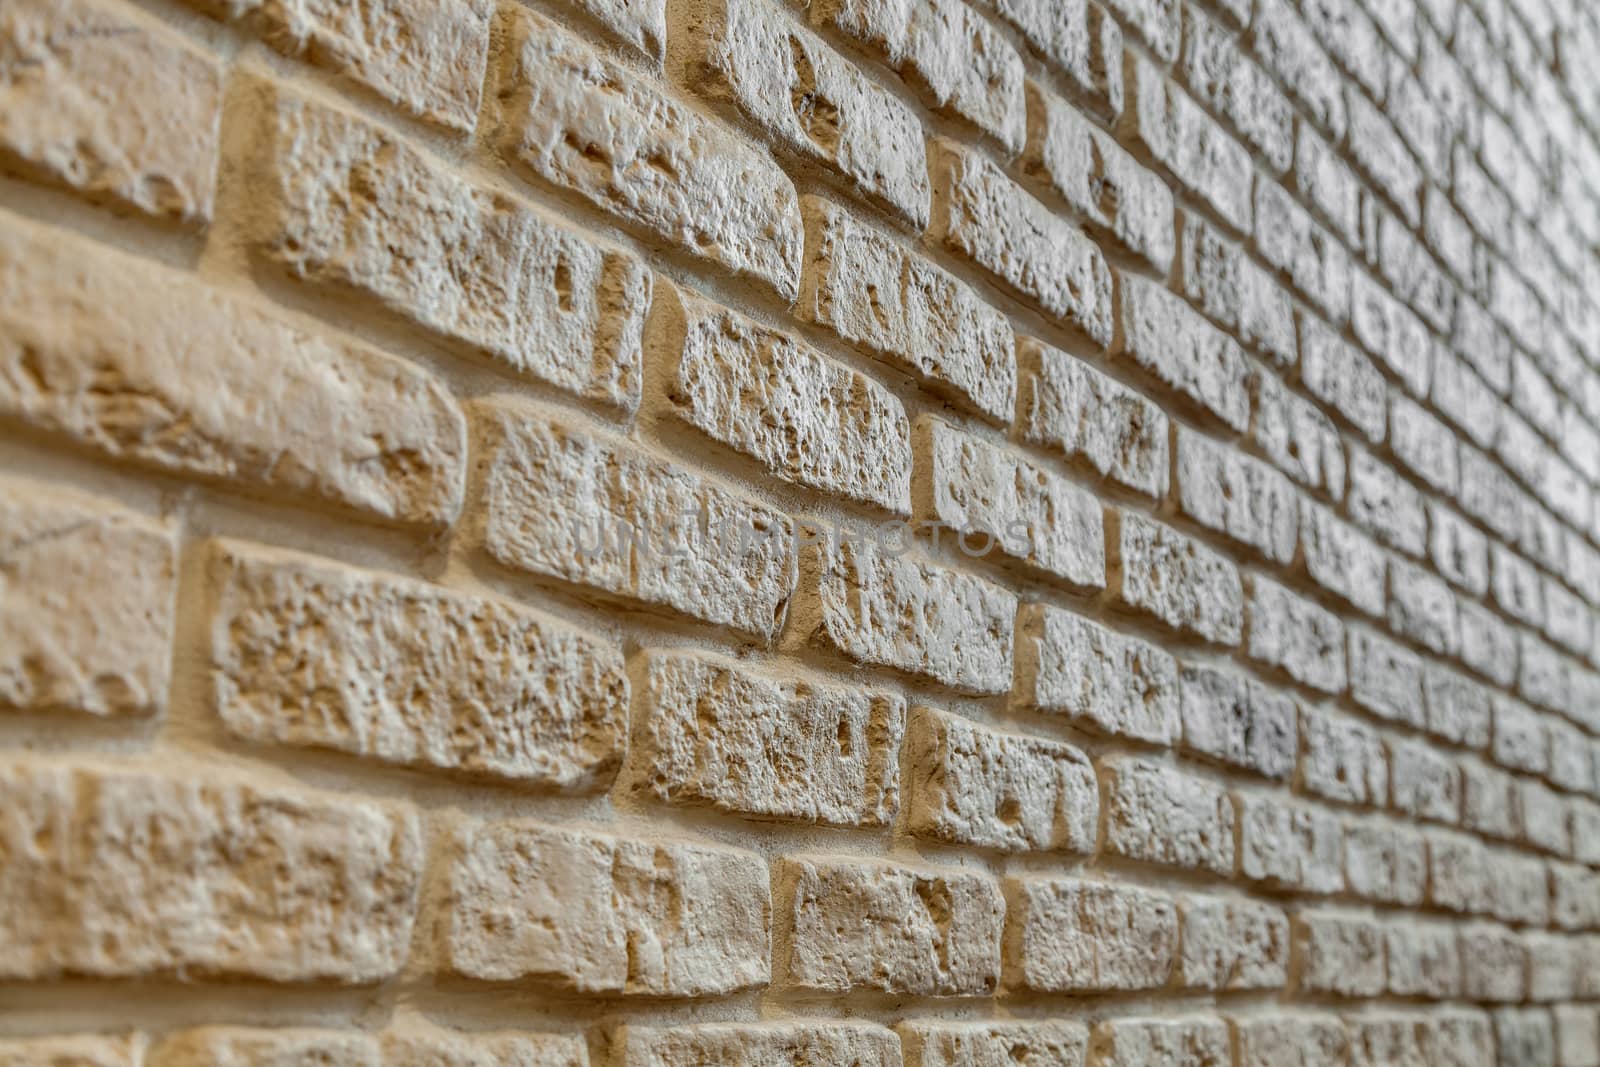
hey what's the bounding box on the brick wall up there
[1,0,1598,1061]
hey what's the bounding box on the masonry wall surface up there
[1,0,1599,1061]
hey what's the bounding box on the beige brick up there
[447,821,768,995]
[801,540,1015,693]
[1178,663,1297,780]
[1344,821,1425,905]
[1024,86,1174,272]
[970,0,1119,121]
[907,706,1096,853]
[1176,431,1296,565]
[1522,779,1572,857]
[683,0,928,225]
[1232,1017,1346,1067]
[248,79,648,411]
[211,540,627,790]
[782,855,1003,995]
[1236,792,1343,894]
[636,651,903,826]
[1425,1011,1495,1067]
[1299,314,1387,443]
[1428,832,1492,915]
[1177,896,1290,990]
[1124,56,1251,232]
[498,8,802,298]
[1347,626,1425,728]
[1179,215,1296,367]
[932,140,1112,345]
[0,762,420,982]
[916,416,1103,586]
[1113,512,1244,645]
[1,0,220,225]
[900,1021,1087,1067]
[1251,371,1347,501]
[618,1023,898,1067]
[1491,851,1553,926]
[1004,876,1175,992]
[1386,922,1460,999]
[1461,758,1522,842]
[1301,708,1387,807]
[1015,604,1179,745]
[1528,934,1578,1002]
[1102,757,1235,874]
[1183,8,1294,174]
[1553,863,1600,931]
[152,1024,587,1067]
[798,197,1015,423]
[1018,338,1171,498]
[1389,739,1459,824]
[1494,1009,1555,1067]
[810,0,1026,151]
[476,400,795,640]
[0,1034,142,1067]
[1088,1018,1229,1067]
[1299,500,1386,618]
[0,218,465,528]
[1116,270,1250,435]
[1346,1016,1427,1067]
[1103,0,1179,60]
[1296,911,1385,997]
[1245,576,1346,694]
[1556,1006,1600,1067]
[1253,179,1351,324]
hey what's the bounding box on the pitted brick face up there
[4,0,1600,1053]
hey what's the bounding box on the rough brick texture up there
[6,0,1600,1051]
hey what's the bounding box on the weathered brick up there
[1251,371,1347,500]
[499,8,802,298]
[1553,862,1600,930]
[1461,758,1521,841]
[916,416,1104,586]
[1302,708,1388,807]
[1460,594,1520,688]
[1179,215,1296,367]
[1178,663,1297,779]
[1349,269,1432,400]
[0,218,465,527]
[637,651,902,826]
[1233,1016,1347,1067]
[1494,1009,1557,1067]
[1455,295,1513,395]
[1347,1016,1431,1067]
[1545,577,1592,659]
[1490,543,1545,629]
[0,1034,141,1066]
[798,197,1014,423]
[907,706,1096,852]
[1426,350,1499,467]
[1236,792,1344,893]
[1344,820,1426,905]
[1429,831,1492,914]
[1299,314,1387,444]
[1088,1018,1229,1067]
[1254,177,1352,323]
[1556,1006,1600,1067]
[1023,85,1174,272]
[1177,896,1290,990]
[1113,512,1245,645]
[1295,124,1362,248]
[1246,575,1346,694]
[2,0,221,225]
[1458,444,1524,544]
[1428,500,1490,595]
[152,1025,587,1067]
[0,762,420,982]
[1176,431,1296,563]
[1003,877,1176,992]
[1348,626,1425,728]
[1521,778,1572,857]
[448,821,767,995]
[1373,192,1454,332]
[1018,337,1171,498]
[683,0,928,226]
[782,855,1003,995]
[1346,88,1422,224]
[1123,56,1252,232]
[1116,273,1250,433]
[802,540,1014,693]
[1296,912,1385,996]
[1386,922,1461,999]
[1390,738,1459,824]
[1300,500,1387,617]
[1460,924,1528,1001]
[1388,556,1459,656]
[476,400,795,639]
[1549,716,1595,794]
[1491,849,1554,925]
[810,0,1026,151]
[1493,696,1550,776]
[1417,1011,1497,1067]
[933,140,1112,344]
[1347,449,1425,556]
[1298,0,1386,96]
[1518,632,1570,716]
[1102,757,1235,874]
[667,291,910,511]
[901,1021,1086,1067]
[1015,604,1179,744]
[1103,0,1180,60]
[1527,933,1578,1002]
[1423,663,1493,748]
[619,1023,898,1067]
[1184,11,1294,175]
[1389,392,1459,494]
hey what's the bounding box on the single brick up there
[682,0,929,226]
[1461,758,1521,841]
[1233,1016,1347,1067]
[1518,633,1569,716]
[1344,820,1426,905]
[636,651,903,826]
[1373,204,1454,332]
[152,1025,587,1067]
[1345,88,1422,224]
[1454,296,1513,394]
[1,0,220,224]
[1251,369,1347,500]
[1023,85,1175,272]
[1003,876,1176,992]
[1294,125,1361,248]
[1183,8,1294,174]
[1390,739,1460,824]
[1549,716,1595,794]
[1299,314,1387,444]
[1176,431,1296,564]
[1347,626,1425,728]
[1102,757,1235,874]
[1018,337,1170,498]
[1347,1017,1431,1067]
[916,416,1104,586]
[0,218,465,528]
[1491,850,1554,926]
[618,1023,898,1067]
[1556,1006,1600,1067]
[211,540,628,790]
[447,821,768,995]
[1389,392,1460,494]
[475,400,795,640]
[1299,500,1386,617]
[1113,513,1244,646]
[1252,0,1346,138]
[1545,579,1591,660]
[1296,911,1385,997]
[1494,1010,1557,1067]
[798,197,1014,423]
[1088,1018,1229,1067]
[1296,0,1386,97]
[809,0,1027,151]
[1493,696,1550,776]
[1386,922,1461,999]
[1459,596,1519,689]
[1553,863,1600,931]
[1236,792,1344,894]
[1521,779,1572,857]
[802,540,1015,694]
[1349,269,1432,399]
[1527,933,1578,1002]
[1015,604,1179,745]
[0,762,420,982]
[1102,0,1180,60]
[1253,178,1351,324]
[907,706,1096,853]
[1572,800,1600,866]
[1346,449,1425,556]
[1388,556,1458,656]
[1177,896,1290,990]
[1428,832,1492,914]
[1246,576,1347,694]
[1459,925,1526,1001]
[1178,215,1296,368]
[1457,444,1523,544]
[782,855,1003,995]
[666,291,911,512]
[932,140,1112,345]
[1424,185,1477,287]
[970,0,1120,119]
[900,1021,1087,1067]
[1123,56,1252,233]
[498,8,801,298]
[1116,273,1250,433]
[1178,663,1297,780]
[1427,500,1489,595]
[1301,708,1388,807]
[1491,542,1546,629]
